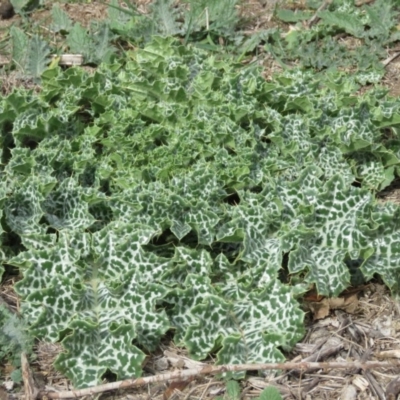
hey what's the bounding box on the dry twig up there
[382,51,400,67]
[41,360,400,399]
[307,0,332,28]
[21,352,39,400]
[355,0,375,6]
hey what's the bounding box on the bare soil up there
[2,1,400,399]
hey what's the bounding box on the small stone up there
[154,357,169,371]
[340,385,357,400]
[0,1,14,19]
[386,376,400,400]
[3,381,13,391]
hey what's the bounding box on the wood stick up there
[307,0,332,28]
[355,0,375,6]
[382,51,400,67]
[21,352,39,400]
[41,360,400,399]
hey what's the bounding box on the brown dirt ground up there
[2,1,400,399]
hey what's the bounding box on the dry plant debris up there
[2,282,400,400]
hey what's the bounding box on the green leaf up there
[185,280,304,365]
[67,23,91,57]
[151,0,182,36]
[12,234,84,301]
[170,219,192,240]
[26,35,51,79]
[318,10,365,38]
[55,320,146,388]
[10,26,28,69]
[184,0,239,36]
[288,175,373,296]
[90,23,115,64]
[24,271,169,387]
[165,274,218,343]
[42,178,95,230]
[364,0,394,40]
[225,380,241,400]
[258,386,283,400]
[4,179,44,235]
[10,369,23,384]
[276,9,312,23]
[362,204,400,293]
[92,223,170,283]
[0,305,34,374]
[51,4,73,33]
[10,0,30,13]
